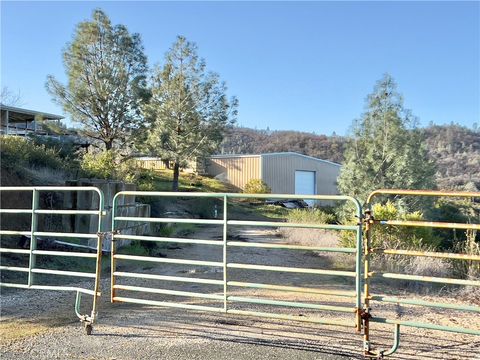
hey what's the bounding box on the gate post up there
[223,194,228,313]
[362,209,373,355]
[354,201,364,333]
[27,188,39,286]
[91,232,104,322]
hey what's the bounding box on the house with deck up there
[0,104,64,136]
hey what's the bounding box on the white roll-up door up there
[295,170,316,206]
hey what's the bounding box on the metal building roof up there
[0,104,64,123]
[210,152,341,167]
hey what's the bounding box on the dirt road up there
[1,227,479,359]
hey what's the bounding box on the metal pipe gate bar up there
[3,186,478,356]
[111,191,363,331]
[363,189,480,358]
[0,186,105,334]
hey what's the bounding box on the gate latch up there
[360,308,372,321]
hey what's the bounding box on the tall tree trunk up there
[105,139,113,151]
[172,162,180,191]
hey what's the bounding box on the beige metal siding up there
[206,156,261,190]
[261,154,340,195]
[135,158,200,173]
[135,159,168,171]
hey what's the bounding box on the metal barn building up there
[206,152,341,196]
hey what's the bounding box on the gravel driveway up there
[1,227,479,359]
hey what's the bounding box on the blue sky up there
[1,1,479,135]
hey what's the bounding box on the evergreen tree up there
[338,74,436,205]
[142,36,237,191]
[46,9,148,150]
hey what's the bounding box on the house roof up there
[0,104,64,123]
[210,152,341,167]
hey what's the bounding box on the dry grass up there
[280,228,339,248]
[0,320,49,344]
[0,315,75,345]
[457,230,480,302]
[279,228,467,296]
[375,250,452,277]
[280,228,356,270]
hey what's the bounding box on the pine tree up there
[46,9,148,150]
[142,36,237,191]
[338,74,436,206]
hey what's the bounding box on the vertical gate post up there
[355,207,363,333]
[91,232,103,322]
[362,209,373,354]
[111,195,118,303]
[28,188,39,286]
[223,194,228,313]
[91,190,105,319]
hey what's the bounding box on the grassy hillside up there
[0,136,71,186]
[136,169,237,193]
[0,135,235,193]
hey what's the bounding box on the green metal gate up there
[111,191,364,331]
[363,189,480,358]
[2,186,479,354]
[111,190,480,357]
[0,186,105,334]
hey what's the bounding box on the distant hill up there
[422,124,480,190]
[221,124,480,190]
[221,127,347,164]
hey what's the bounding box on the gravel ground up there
[1,227,479,359]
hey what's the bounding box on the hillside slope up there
[221,124,480,190]
[422,125,480,190]
[221,127,346,163]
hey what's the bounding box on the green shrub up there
[371,201,438,248]
[339,201,439,249]
[119,158,141,183]
[29,135,78,161]
[429,199,479,248]
[189,198,222,219]
[0,135,64,170]
[80,150,143,181]
[244,179,271,194]
[136,169,159,190]
[287,208,336,224]
[80,150,118,179]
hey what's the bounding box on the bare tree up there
[1,87,25,107]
